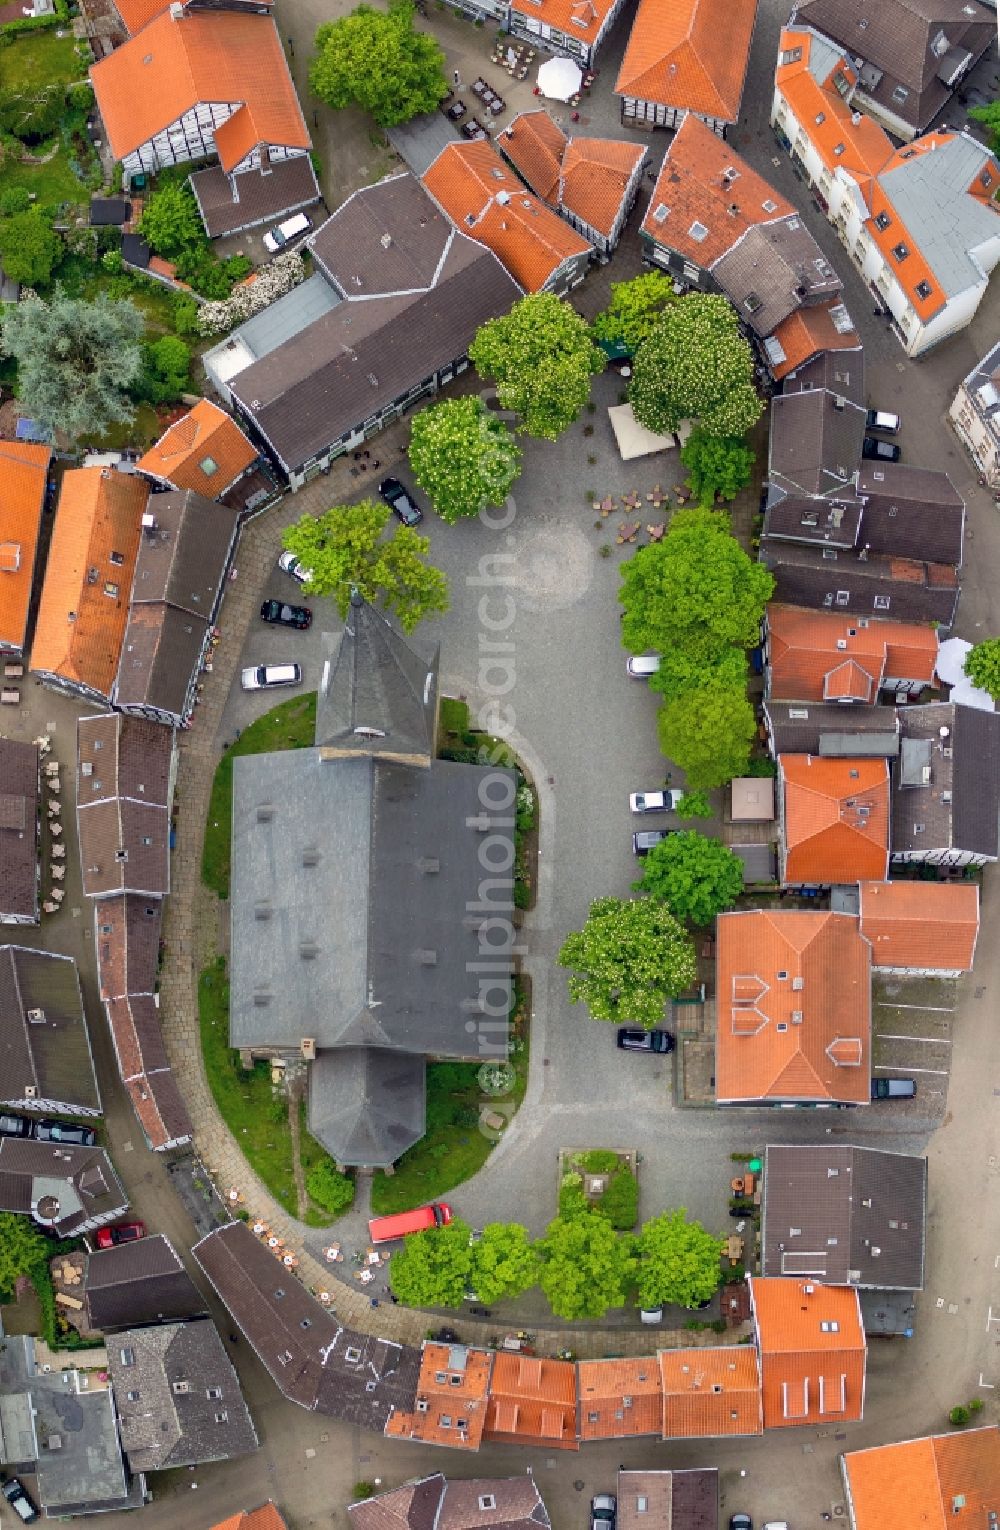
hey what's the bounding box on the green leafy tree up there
[636,830,745,926]
[136,334,191,404]
[0,290,144,441]
[963,637,1000,700]
[0,210,62,288]
[0,1212,47,1299]
[409,397,521,522]
[969,100,1000,153]
[390,1216,473,1308]
[0,83,63,142]
[657,686,756,790]
[649,644,749,704]
[0,188,31,217]
[538,1211,636,1321]
[680,428,755,503]
[675,789,712,820]
[621,509,773,662]
[139,181,205,257]
[559,896,697,1028]
[630,293,762,438]
[637,1209,722,1310]
[281,500,449,631]
[310,0,448,127]
[591,271,677,352]
[469,292,605,441]
[469,1222,539,1303]
[305,1159,355,1215]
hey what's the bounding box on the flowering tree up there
[309,0,448,127]
[409,397,521,522]
[630,292,762,438]
[590,270,677,353]
[469,292,605,440]
[558,896,697,1027]
[198,252,305,336]
[657,685,756,789]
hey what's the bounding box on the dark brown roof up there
[95,894,163,1002]
[349,1474,551,1530]
[764,496,863,550]
[190,155,321,238]
[85,1233,206,1331]
[764,700,901,757]
[77,714,172,897]
[0,946,100,1114]
[791,0,994,135]
[105,994,192,1150]
[856,463,964,566]
[767,388,866,501]
[0,1137,127,1235]
[616,1470,718,1530]
[231,176,520,476]
[193,1222,422,1422]
[115,604,206,719]
[0,739,38,922]
[782,345,865,405]
[892,702,1000,859]
[762,1144,927,1289]
[760,542,960,627]
[712,218,842,337]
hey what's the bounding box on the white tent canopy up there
[607,403,676,461]
[935,635,971,686]
[536,55,582,101]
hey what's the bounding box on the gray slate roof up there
[767,388,866,501]
[77,713,173,898]
[764,496,863,550]
[0,739,38,923]
[193,1222,422,1423]
[0,946,100,1114]
[0,1136,127,1236]
[781,345,865,406]
[617,1470,718,1530]
[762,1144,927,1289]
[349,1472,552,1530]
[85,1234,206,1332]
[308,1048,426,1167]
[879,132,1000,303]
[759,542,960,627]
[109,1318,257,1472]
[856,463,965,566]
[712,218,841,337]
[316,595,439,765]
[764,700,901,758]
[892,702,1000,859]
[191,154,321,238]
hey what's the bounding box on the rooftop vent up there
[417,857,440,874]
[26,1008,45,1023]
[256,804,274,822]
[299,940,319,960]
[301,847,320,867]
[253,990,271,1006]
[254,901,273,921]
[380,232,392,248]
[301,1037,316,1061]
[417,949,437,966]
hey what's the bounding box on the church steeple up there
[314,593,440,767]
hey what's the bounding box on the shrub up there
[950,1406,971,1427]
[353,1483,376,1501]
[305,1159,355,1215]
[573,1149,621,1174]
[597,1166,639,1230]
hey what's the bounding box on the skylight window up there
[874,211,891,231]
[915,280,932,300]
[199,455,219,476]
[688,220,708,242]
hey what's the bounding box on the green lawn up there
[0,145,89,205]
[202,692,317,898]
[369,979,530,1215]
[0,30,83,92]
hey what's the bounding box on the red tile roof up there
[768,299,861,380]
[641,113,794,263]
[659,1347,763,1438]
[577,1358,662,1440]
[508,0,617,48]
[498,111,567,203]
[423,140,590,292]
[766,603,938,703]
[209,1505,288,1530]
[779,754,890,884]
[859,881,979,972]
[484,1354,578,1449]
[751,1277,866,1429]
[615,0,758,122]
[843,1427,1000,1530]
[714,910,871,1105]
[774,29,891,186]
[384,1343,492,1450]
[498,113,644,238]
[91,8,308,165]
[138,399,258,497]
[0,440,51,654]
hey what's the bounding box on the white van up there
[262,212,311,254]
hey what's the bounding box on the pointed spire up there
[314,595,440,767]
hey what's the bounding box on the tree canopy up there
[0,1212,47,1300]
[590,271,677,353]
[620,509,773,663]
[281,500,449,631]
[310,0,448,127]
[963,637,1000,700]
[657,685,756,790]
[469,293,605,440]
[0,289,144,441]
[680,428,755,504]
[469,1222,539,1304]
[0,210,62,288]
[630,293,763,438]
[409,396,521,522]
[635,830,745,927]
[637,1209,722,1310]
[305,1159,355,1215]
[538,1211,636,1321]
[675,789,712,820]
[649,644,749,704]
[558,896,697,1027]
[389,1216,472,1307]
[969,100,1000,154]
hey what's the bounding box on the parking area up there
[871,975,956,1124]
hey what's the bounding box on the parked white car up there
[278,550,314,585]
[626,654,661,678]
[262,211,311,254]
[241,663,302,692]
[629,789,684,813]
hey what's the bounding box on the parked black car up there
[862,435,901,462]
[379,476,424,526]
[33,1119,97,1146]
[617,1027,675,1054]
[871,1077,916,1099]
[0,1114,32,1139]
[260,599,312,629]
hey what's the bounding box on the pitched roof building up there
[577,1358,663,1441]
[715,909,872,1106]
[484,1354,578,1449]
[0,440,51,657]
[615,1469,718,1530]
[659,1347,763,1438]
[349,1472,551,1530]
[137,400,258,500]
[764,699,901,760]
[0,1136,128,1236]
[891,702,1000,866]
[95,894,163,1003]
[762,1144,927,1290]
[106,994,193,1152]
[31,468,149,702]
[751,1276,867,1428]
[760,542,961,628]
[950,335,1000,487]
[0,946,101,1117]
[85,1234,206,1332]
[765,463,965,569]
[766,386,866,504]
[765,603,938,704]
[842,1425,1000,1530]
[496,112,645,256]
[859,880,979,975]
[113,488,240,725]
[384,1342,493,1450]
[0,739,39,926]
[77,713,173,899]
[615,0,759,134]
[778,754,890,884]
[423,140,592,293]
[789,0,995,141]
[209,1507,288,1530]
